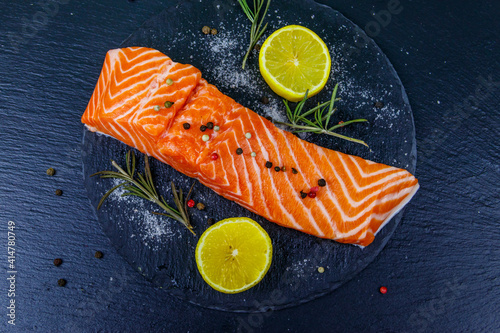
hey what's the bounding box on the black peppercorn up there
[374,101,384,108]
[58,279,67,287]
[318,179,326,187]
[292,168,298,174]
[164,101,174,108]
[55,189,63,196]
[265,116,273,122]
[281,166,286,172]
[207,218,215,225]
[46,168,56,176]
[200,125,207,132]
[206,122,214,129]
[265,161,273,168]
[260,96,269,104]
[236,148,243,155]
[183,123,190,130]
[300,191,308,199]
[94,251,103,259]
[53,258,62,267]
[274,166,281,172]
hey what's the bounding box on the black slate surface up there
[82,0,416,313]
[0,0,499,332]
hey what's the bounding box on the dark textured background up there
[0,0,499,332]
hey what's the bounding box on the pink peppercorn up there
[187,199,195,208]
[210,153,219,160]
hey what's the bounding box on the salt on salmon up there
[82,47,419,247]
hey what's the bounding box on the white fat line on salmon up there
[335,152,409,193]
[294,138,343,236]
[228,128,255,206]
[347,155,397,178]
[239,113,272,218]
[319,148,409,210]
[336,183,417,238]
[254,117,314,234]
[221,140,243,197]
[272,125,335,235]
[331,174,416,223]
[116,48,163,67]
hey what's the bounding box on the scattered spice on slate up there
[210,28,218,35]
[318,267,325,273]
[202,134,210,142]
[200,125,207,132]
[236,148,243,155]
[308,192,317,198]
[153,105,161,111]
[46,168,56,176]
[94,251,103,259]
[374,101,384,108]
[281,166,286,172]
[260,96,269,104]
[53,258,62,266]
[164,101,174,108]
[291,168,298,174]
[300,191,308,199]
[318,179,326,187]
[338,120,344,125]
[379,286,387,294]
[274,166,281,172]
[250,152,256,157]
[202,26,211,34]
[196,202,205,210]
[207,218,215,225]
[210,153,219,160]
[254,43,261,51]
[57,279,67,287]
[265,116,273,122]
[265,161,273,168]
[187,199,195,208]
[213,125,220,132]
[166,78,174,86]
[206,122,214,129]
[183,123,191,130]
[245,132,252,139]
[55,189,63,196]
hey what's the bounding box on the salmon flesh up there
[82,47,419,247]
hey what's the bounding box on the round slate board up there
[82,0,417,312]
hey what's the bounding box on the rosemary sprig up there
[275,84,369,147]
[238,0,271,69]
[91,150,196,235]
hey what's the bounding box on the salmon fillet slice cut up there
[82,47,419,247]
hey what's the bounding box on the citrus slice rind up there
[259,25,331,102]
[195,217,273,294]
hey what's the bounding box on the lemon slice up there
[259,25,331,102]
[195,217,272,294]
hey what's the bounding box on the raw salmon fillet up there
[82,47,419,247]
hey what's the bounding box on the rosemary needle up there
[238,0,271,69]
[91,150,196,235]
[275,83,369,147]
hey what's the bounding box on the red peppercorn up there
[310,186,319,193]
[379,286,387,294]
[187,199,195,208]
[308,192,316,198]
[210,153,219,160]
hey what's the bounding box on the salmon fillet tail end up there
[82,47,419,247]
